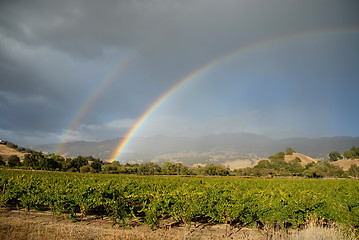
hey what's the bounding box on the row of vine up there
[0,170,358,229]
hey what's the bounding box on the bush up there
[5,142,18,149]
[80,164,91,173]
[286,147,296,155]
[343,150,356,159]
[348,164,359,178]
[329,151,343,162]
[0,156,5,166]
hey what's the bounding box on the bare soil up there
[0,210,356,240]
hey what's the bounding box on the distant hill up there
[330,159,359,171]
[284,153,318,167]
[0,144,26,160]
[31,133,359,167]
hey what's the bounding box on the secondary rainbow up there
[109,28,359,161]
[55,50,137,154]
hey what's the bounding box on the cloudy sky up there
[1,0,359,147]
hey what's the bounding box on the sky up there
[0,0,359,147]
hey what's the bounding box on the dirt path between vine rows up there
[0,210,355,240]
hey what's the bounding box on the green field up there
[0,170,358,230]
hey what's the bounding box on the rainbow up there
[54,17,190,155]
[110,28,359,162]
[55,50,137,154]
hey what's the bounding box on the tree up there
[201,164,229,176]
[80,164,91,173]
[285,147,296,155]
[269,152,285,161]
[173,163,190,175]
[101,162,119,174]
[303,161,346,178]
[329,151,343,162]
[203,164,217,175]
[343,150,356,159]
[23,153,39,169]
[71,156,89,172]
[0,156,5,166]
[62,158,73,171]
[288,158,305,176]
[350,146,359,158]
[348,164,359,178]
[255,160,271,169]
[215,165,230,176]
[5,142,18,149]
[161,162,175,175]
[137,162,161,175]
[7,155,20,167]
[50,154,65,170]
[90,158,103,173]
[39,156,59,170]
[260,168,277,177]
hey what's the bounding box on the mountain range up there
[31,133,359,168]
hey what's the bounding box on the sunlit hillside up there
[0,144,26,160]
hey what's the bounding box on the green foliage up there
[241,149,350,178]
[137,162,161,175]
[71,156,89,172]
[348,164,359,178]
[5,141,18,149]
[23,154,39,169]
[7,155,20,167]
[196,164,229,176]
[39,156,58,170]
[80,164,91,173]
[0,156,5,166]
[285,147,296,155]
[344,150,356,159]
[287,159,305,176]
[1,170,358,229]
[251,151,302,177]
[329,151,343,162]
[161,162,190,175]
[350,146,359,158]
[269,152,285,161]
[303,162,346,178]
[90,158,103,173]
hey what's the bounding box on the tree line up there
[0,140,230,176]
[329,146,359,161]
[236,147,359,178]
[1,152,230,176]
[1,141,358,178]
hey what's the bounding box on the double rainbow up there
[109,28,359,161]
[55,51,137,154]
[54,28,359,160]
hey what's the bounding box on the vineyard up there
[0,169,359,232]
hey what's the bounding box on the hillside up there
[330,159,359,171]
[284,153,319,167]
[31,134,359,166]
[0,145,26,160]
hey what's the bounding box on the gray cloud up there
[0,0,358,146]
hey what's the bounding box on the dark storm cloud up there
[0,0,358,145]
[0,0,194,58]
[2,0,357,58]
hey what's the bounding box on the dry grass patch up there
[330,159,359,171]
[0,145,26,160]
[284,153,319,167]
